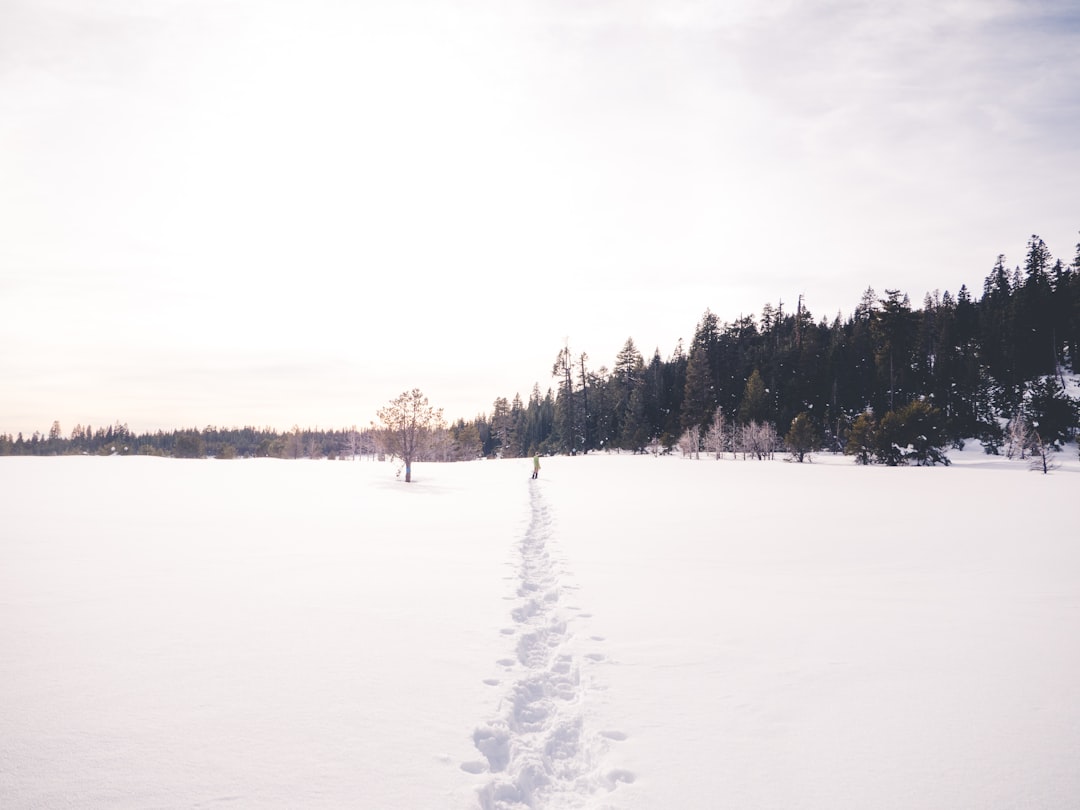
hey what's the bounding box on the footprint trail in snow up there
[464,479,634,809]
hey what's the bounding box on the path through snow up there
[463,479,634,809]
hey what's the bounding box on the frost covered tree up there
[1004,412,1034,460]
[736,420,778,460]
[678,424,701,458]
[375,389,444,483]
[702,408,727,459]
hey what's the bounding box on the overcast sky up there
[2,0,1078,436]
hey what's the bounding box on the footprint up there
[585,653,606,662]
[600,730,628,741]
[460,761,487,774]
[511,601,540,623]
[473,725,510,773]
[605,769,636,788]
[496,658,515,667]
[578,612,593,618]
[500,628,516,635]
[482,679,500,686]
[590,635,606,642]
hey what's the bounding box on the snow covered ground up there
[2,449,1079,809]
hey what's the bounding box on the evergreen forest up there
[5,233,1079,465]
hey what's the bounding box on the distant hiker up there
[532,452,540,479]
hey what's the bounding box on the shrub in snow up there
[844,411,876,465]
[784,412,818,463]
[844,401,949,466]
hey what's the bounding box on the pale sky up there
[3,0,1078,436]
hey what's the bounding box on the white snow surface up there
[2,449,1079,809]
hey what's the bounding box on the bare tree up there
[285,425,304,459]
[1029,432,1058,474]
[1005,413,1033,460]
[375,389,444,483]
[345,426,362,460]
[678,425,701,458]
[703,409,727,459]
[736,420,778,460]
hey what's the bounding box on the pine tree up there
[681,343,715,434]
[894,399,950,466]
[681,312,721,433]
[506,393,526,458]
[1026,376,1077,448]
[613,338,646,449]
[552,343,578,454]
[1015,235,1056,378]
[872,290,915,410]
[845,411,876,465]
[785,412,817,462]
[490,397,513,458]
[737,369,768,424]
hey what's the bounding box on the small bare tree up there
[678,425,701,459]
[375,389,444,483]
[703,409,727,459]
[737,420,778,460]
[1029,432,1058,474]
[344,426,367,460]
[1005,413,1033,460]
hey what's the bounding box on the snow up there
[2,449,1079,809]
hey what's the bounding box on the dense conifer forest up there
[5,233,1078,463]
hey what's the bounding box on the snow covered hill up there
[2,450,1078,808]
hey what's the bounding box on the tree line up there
[463,232,1080,463]
[0,422,380,460]
[5,231,1078,465]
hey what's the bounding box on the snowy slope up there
[2,450,1079,809]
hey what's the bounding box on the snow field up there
[1,456,525,808]
[3,448,1080,809]
[542,450,1080,809]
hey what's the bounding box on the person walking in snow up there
[532,452,540,479]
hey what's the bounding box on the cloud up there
[2,0,1077,434]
